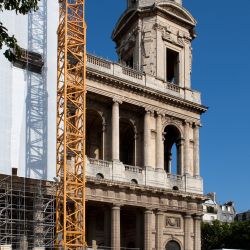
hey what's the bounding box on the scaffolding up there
[0,175,55,250]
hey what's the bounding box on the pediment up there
[157,2,196,26]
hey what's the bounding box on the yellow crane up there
[56,0,87,248]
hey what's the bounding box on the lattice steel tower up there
[56,0,86,248]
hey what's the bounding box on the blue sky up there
[85,0,250,212]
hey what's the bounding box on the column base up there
[155,168,165,173]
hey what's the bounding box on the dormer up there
[112,0,197,89]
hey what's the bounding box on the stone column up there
[102,122,107,160]
[112,100,120,161]
[184,122,190,175]
[177,139,184,175]
[144,209,152,250]
[155,210,164,250]
[184,213,192,250]
[111,205,120,250]
[156,114,164,170]
[144,109,151,167]
[134,133,138,166]
[193,124,200,176]
[194,215,202,250]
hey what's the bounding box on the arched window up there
[166,240,181,250]
[86,109,103,160]
[131,179,138,184]
[120,118,135,165]
[96,173,104,179]
[164,125,182,175]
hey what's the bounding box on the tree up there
[201,220,250,250]
[0,0,39,62]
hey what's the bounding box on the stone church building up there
[85,0,207,250]
[0,0,207,249]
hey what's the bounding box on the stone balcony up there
[86,158,203,194]
[86,54,201,105]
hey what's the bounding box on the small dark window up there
[166,49,179,84]
[12,168,17,176]
[173,186,179,191]
[131,179,138,184]
[125,55,134,69]
[207,206,215,213]
[96,173,104,179]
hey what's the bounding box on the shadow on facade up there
[26,0,48,179]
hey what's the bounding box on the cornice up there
[86,176,207,202]
[86,68,208,116]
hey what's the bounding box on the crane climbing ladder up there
[56,0,87,248]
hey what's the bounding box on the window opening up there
[164,125,181,175]
[86,110,103,159]
[125,55,134,69]
[166,240,181,250]
[166,48,179,84]
[120,119,135,165]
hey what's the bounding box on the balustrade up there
[165,82,181,93]
[122,66,144,80]
[87,54,111,69]
[124,164,143,174]
[88,158,111,168]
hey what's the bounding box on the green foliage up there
[201,220,250,250]
[0,0,39,62]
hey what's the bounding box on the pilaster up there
[144,109,152,167]
[155,210,164,250]
[194,214,202,250]
[193,124,200,176]
[156,113,164,170]
[184,213,192,250]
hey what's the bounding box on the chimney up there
[207,192,216,202]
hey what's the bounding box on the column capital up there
[183,120,192,126]
[192,121,202,128]
[194,213,203,220]
[184,212,193,218]
[155,209,165,215]
[112,203,122,209]
[145,107,154,115]
[113,97,123,104]
[102,122,107,132]
[156,111,164,117]
[144,208,153,213]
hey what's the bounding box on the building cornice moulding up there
[87,68,208,115]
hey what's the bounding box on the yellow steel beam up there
[56,0,86,249]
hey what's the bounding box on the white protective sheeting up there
[0,1,58,181]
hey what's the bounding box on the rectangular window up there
[166,48,179,84]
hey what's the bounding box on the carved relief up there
[166,216,181,228]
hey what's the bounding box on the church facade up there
[85,0,207,249]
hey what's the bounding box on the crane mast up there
[56,0,86,248]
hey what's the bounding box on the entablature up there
[86,54,207,116]
[86,176,206,213]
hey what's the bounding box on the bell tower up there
[112,0,196,88]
